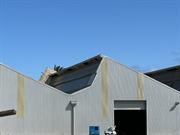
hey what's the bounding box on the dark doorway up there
[114,110,146,135]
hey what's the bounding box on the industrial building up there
[0,55,180,135]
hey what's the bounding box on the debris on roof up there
[39,68,57,83]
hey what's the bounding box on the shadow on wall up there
[66,101,77,135]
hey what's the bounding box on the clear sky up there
[0,0,180,80]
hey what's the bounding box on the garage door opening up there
[114,100,146,135]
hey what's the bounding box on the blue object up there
[89,126,100,135]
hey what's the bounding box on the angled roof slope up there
[1,55,180,96]
[0,63,69,96]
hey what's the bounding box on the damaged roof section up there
[44,55,103,94]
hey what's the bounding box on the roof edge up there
[48,54,104,77]
[146,65,180,75]
[0,64,70,96]
[104,57,180,95]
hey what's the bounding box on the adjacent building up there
[146,65,180,92]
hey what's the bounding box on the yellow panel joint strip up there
[17,74,25,118]
[101,58,109,120]
[137,73,144,100]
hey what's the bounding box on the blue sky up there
[0,0,180,80]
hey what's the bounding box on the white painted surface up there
[0,56,180,135]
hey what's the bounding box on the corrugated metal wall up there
[0,56,180,135]
[107,58,180,135]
